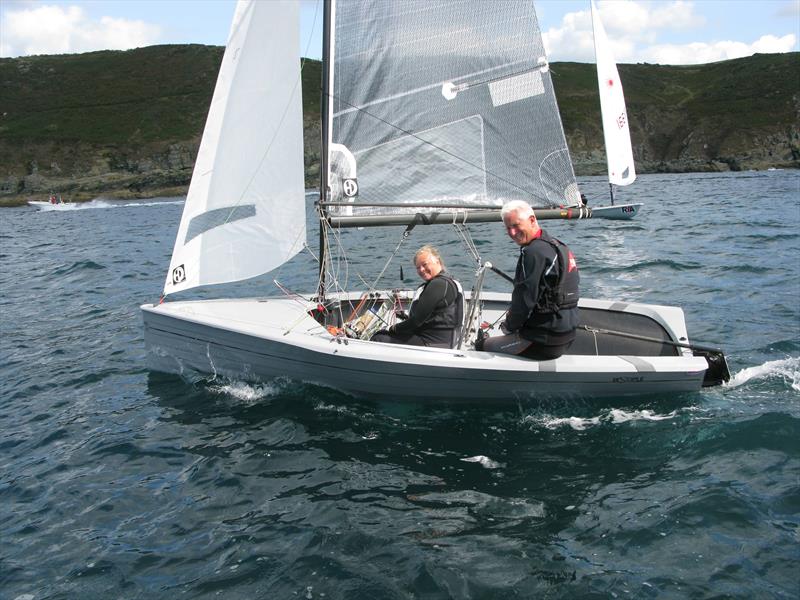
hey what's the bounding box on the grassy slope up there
[1,45,221,143]
[0,45,323,143]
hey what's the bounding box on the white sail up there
[164,0,306,296]
[591,0,636,187]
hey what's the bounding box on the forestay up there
[591,0,636,187]
[327,0,582,216]
[164,0,306,295]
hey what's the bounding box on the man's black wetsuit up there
[372,272,461,348]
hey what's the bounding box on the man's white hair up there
[501,200,534,221]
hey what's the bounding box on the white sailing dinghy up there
[587,0,642,220]
[141,0,729,401]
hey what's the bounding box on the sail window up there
[489,70,544,107]
[184,205,257,244]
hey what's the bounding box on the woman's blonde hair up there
[414,245,445,269]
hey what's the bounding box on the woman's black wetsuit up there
[371,272,461,348]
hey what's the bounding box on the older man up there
[481,200,580,360]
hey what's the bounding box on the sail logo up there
[172,264,186,284]
[616,112,627,129]
[342,178,359,197]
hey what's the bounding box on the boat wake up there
[726,356,800,391]
[206,378,288,403]
[31,198,185,211]
[523,407,682,431]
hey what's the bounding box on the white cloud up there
[751,33,798,54]
[647,0,705,30]
[640,34,797,64]
[542,0,796,65]
[0,4,161,57]
[542,1,674,63]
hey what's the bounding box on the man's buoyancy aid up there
[507,230,580,345]
[534,234,579,315]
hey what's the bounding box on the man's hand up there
[500,321,511,335]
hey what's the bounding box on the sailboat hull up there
[590,203,642,220]
[141,293,708,402]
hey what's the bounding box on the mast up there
[317,0,334,300]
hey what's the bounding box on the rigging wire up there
[368,226,413,291]
[452,222,482,267]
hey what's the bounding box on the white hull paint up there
[142,292,708,402]
[591,203,642,220]
[28,200,71,209]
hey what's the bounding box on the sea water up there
[1,171,798,598]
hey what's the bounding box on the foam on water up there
[461,455,503,469]
[726,357,800,391]
[608,408,678,423]
[207,379,286,403]
[524,408,682,431]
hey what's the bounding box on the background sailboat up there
[587,0,643,220]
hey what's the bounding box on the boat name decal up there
[612,376,644,383]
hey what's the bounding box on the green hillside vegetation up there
[0,45,323,142]
[1,45,221,143]
[0,45,797,205]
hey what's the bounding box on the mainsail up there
[327,0,582,215]
[591,0,636,187]
[164,0,306,295]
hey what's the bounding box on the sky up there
[1,0,798,65]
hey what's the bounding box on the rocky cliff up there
[1,46,797,205]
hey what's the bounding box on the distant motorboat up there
[28,194,70,209]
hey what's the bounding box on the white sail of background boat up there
[141,0,729,401]
[588,0,643,220]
